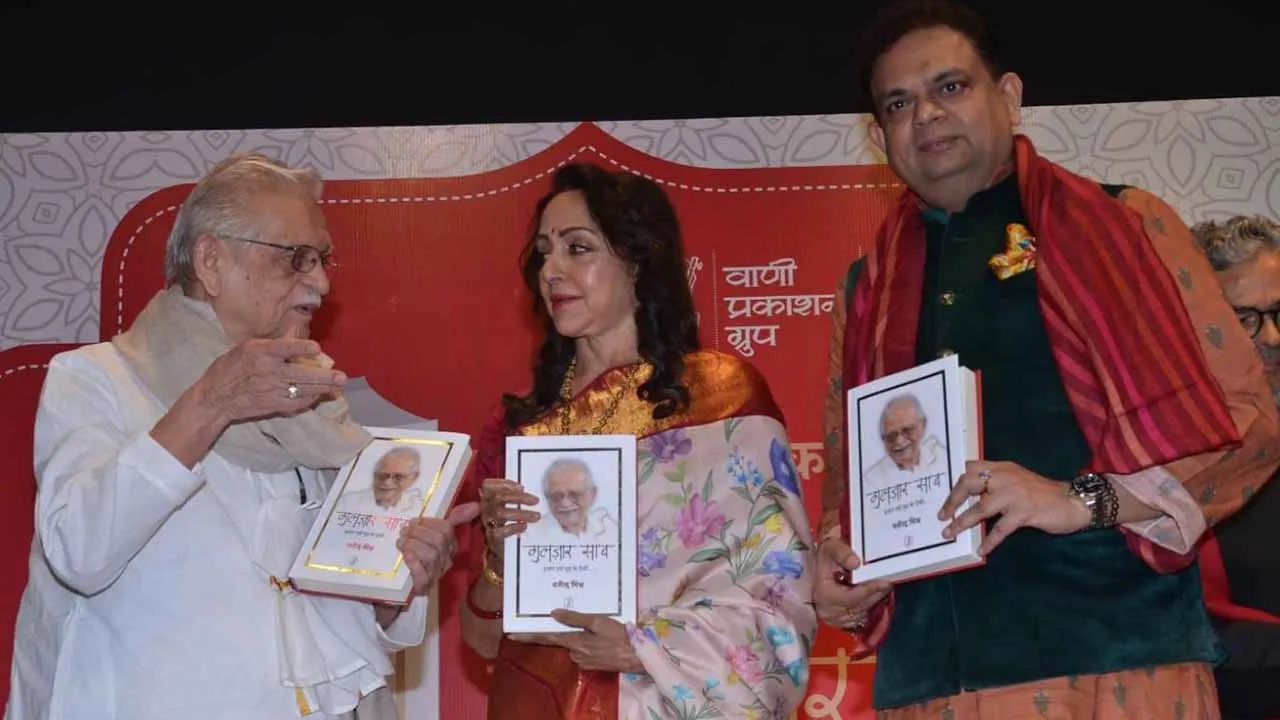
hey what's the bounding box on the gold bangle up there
[845,610,869,631]
[482,551,503,586]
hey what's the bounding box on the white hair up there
[164,153,323,290]
[541,457,595,494]
[879,393,926,436]
[1191,214,1280,272]
[375,446,421,477]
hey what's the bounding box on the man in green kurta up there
[811,1,1280,717]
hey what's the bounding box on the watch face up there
[1074,473,1107,495]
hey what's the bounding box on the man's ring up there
[285,383,301,400]
[978,469,992,493]
[485,518,500,529]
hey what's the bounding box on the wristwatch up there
[1068,472,1119,530]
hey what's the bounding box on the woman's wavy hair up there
[501,163,700,429]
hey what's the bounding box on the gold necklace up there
[558,357,642,435]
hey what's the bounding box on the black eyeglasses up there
[222,235,336,274]
[547,489,590,504]
[1235,307,1280,339]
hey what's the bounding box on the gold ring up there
[978,469,992,494]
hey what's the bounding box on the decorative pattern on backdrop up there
[2,97,1280,719]
[2,99,1279,350]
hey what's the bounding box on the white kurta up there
[6,342,427,720]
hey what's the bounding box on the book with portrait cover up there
[502,434,638,633]
[288,427,473,604]
[845,354,984,584]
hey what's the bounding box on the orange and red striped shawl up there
[841,134,1241,519]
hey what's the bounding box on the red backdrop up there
[7,122,903,717]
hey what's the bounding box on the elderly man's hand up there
[199,337,347,425]
[156,335,349,469]
[398,502,481,596]
[375,502,479,628]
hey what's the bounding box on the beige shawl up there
[113,285,370,472]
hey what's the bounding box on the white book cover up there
[337,393,440,718]
[845,354,984,584]
[289,427,473,604]
[502,434,638,633]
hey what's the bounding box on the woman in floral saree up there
[459,163,817,720]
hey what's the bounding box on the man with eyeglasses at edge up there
[1191,215,1280,720]
[6,154,478,720]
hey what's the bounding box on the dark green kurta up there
[845,175,1221,710]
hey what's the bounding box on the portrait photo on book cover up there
[311,439,451,573]
[335,443,430,520]
[854,372,955,564]
[515,447,623,616]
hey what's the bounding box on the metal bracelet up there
[1096,478,1120,528]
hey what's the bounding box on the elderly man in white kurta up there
[6,154,478,720]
